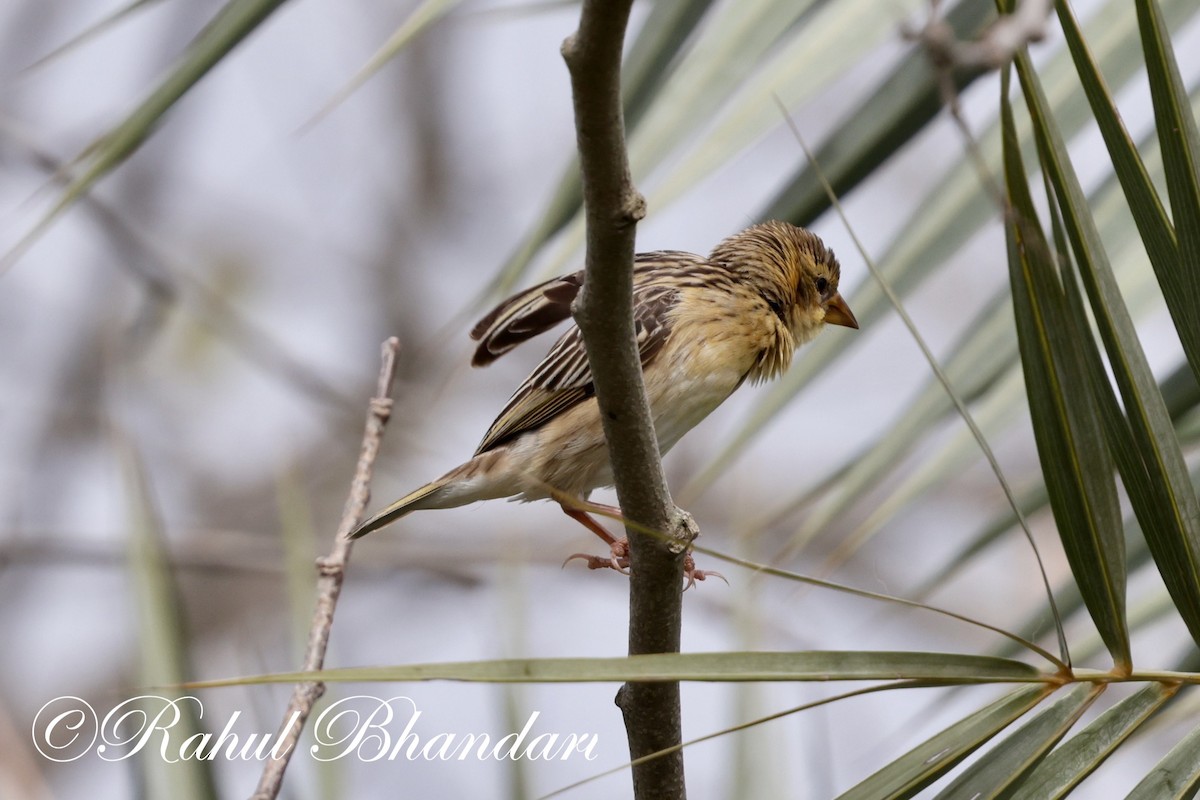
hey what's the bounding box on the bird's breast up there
[650,369,744,455]
[648,310,772,454]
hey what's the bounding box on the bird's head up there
[710,220,858,346]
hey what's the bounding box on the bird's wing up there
[472,254,706,455]
[470,272,584,367]
[469,251,707,367]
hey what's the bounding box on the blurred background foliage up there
[3,0,1200,797]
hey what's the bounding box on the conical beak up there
[823,292,858,329]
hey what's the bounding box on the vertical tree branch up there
[250,337,401,800]
[561,5,692,799]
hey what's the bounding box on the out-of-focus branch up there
[250,337,400,800]
[0,533,536,581]
[561,4,691,799]
[906,0,1051,70]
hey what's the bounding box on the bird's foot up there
[564,539,727,589]
[564,538,631,574]
[683,552,727,590]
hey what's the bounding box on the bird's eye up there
[815,277,829,295]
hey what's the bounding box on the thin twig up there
[561,3,691,798]
[250,337,401,800]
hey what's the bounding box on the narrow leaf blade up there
[184,651,1050,688]
[1015,47,1200,648]
[1011,682,1180,799]
[5,0,288,269]
[1136,0,1200,382]
[1001,72,1129,665]
[933,683,1104,800]
[836,685,1054,800]
[1126,719,1200,800]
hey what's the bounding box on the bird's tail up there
[349,450,514,539]
[348,478,453,540]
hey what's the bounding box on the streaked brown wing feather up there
[469,251,710,368]
[470,272,583,366]
[474,278,684,455]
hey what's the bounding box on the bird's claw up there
[682,553,728,590]
[564,538,631,574]
[564,541,726,589]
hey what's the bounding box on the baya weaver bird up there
[350,220,857,582]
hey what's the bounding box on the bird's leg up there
[561,500,726,588]
[561,504,630,574]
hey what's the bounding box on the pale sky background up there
[2,0,1199,797]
